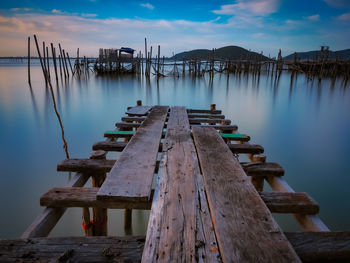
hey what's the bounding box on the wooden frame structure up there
[1,101,349,262]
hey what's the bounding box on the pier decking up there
[1,102,350,262]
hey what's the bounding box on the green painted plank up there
[220,133,249,139]
[105,130,136,135]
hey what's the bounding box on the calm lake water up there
[0,59,350,238]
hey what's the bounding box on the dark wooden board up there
[286,232,350,262]
[189,118,231,124]
[0,236,144,262]
[126,105,152,116]
[121,116,147,122]
[93,141,128,151]
[192,126,300,262]
[57,158,115,173]
[115,122,141,128]
[229,143,264,154]
[98,106,169,202]
[188,113,225,119]
[241,162,285,177]
[187,109,222,114]
[260,192,320,214]
[142,106,220,262]
[40,187,152,210]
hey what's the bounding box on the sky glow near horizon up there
[0,0,350,57]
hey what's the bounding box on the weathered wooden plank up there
[260,192,320,214]
[229,143,264,154]
[187,109,222,114]
[93,141,128,151]
[121,116,147,122]
[98,106,169,202]
[220,133,250,141]
[21,173,89,238]
[0,236,144,262]
[189,118,231,124]
[241,162,285,177]
[57,158,115,173]
[40,187,152,210]
[142,106,199,262]
[286,232,350,262]
[188,113,225,119]
[192,126,300,263]
[104,130,135,138]
[126,105,152,116]
[115,122,141,128]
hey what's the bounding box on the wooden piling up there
[62,49,70,78]
[66,52,74,75]
[33,35,47,83]
[58,54,63,78]
[58,44,66,78]
[51,44,59,83]
[42,42,47,80]
[157,45,160,77]
[27,37,31,85]
[46,46,51,81]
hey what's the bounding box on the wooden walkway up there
[2,102,350,262]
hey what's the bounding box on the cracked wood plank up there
[192,126,301,263]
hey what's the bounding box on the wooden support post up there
[58,54,62,78]
[33,35,47,83]
[210,104,216,111]
[144,38,148,76]
[66,52,74,75]
[46,46,51,81]
[27,37,31,85]
[76,48,80,75]
[50,43,58,83]
[157,45,160,77]
[42,42,47,82]
[90,151,108,236]
[58,44,66,78]
[82,207,92,236]
[62,49,70,77]
[137,100,142,106]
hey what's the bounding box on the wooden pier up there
[1,101,350,262]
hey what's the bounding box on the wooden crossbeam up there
[286,232,350,262]
[40,187,152,210]
[0,236,145,262]
[260,192,320,214]
[57,159,116,173]
[98,106,169,202]
[192,126,301,262]
[229,143,264,154]
[126,106,152,116]
[115,122,141,128]
[188,113,225,119]
[104,130,135,138]
[187,108,222,114]
[121,116,146,122]
[241,162,285,177]
[189,118,231,124]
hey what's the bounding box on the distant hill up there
[284,49,350,61]
[171,46,270,61]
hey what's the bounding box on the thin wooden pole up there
[58,54,63,78]
[157,45,160,76]
[51,44,59,83]
[42,41,47,80]
[62,49,70,78]
[27,37,31,85]
[76,48,80,75]
[33,35,47,82]
[46,46,51,81]
[66,52,74,75]
[58,44,66,78]
[144,38,148,76]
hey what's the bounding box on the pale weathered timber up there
[40,187,152,210]
[260,192,320,214]
[241,162,284,177]
[189,118,231,124]
[192,126,300,263]
[286,232,350,262]
[188,113,225,119]
[192,124,238,132]
[142,106,200,262]
[0,236,145,262]
[93,141,163,153]
[187,109,222,114]
[57,158,115,173]
[126,106,152,116]
[116,122,141,128]
[229,143,264,154]
[21,173,89,238]
[98,106,169,202]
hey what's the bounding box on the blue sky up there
[0,0,350,57]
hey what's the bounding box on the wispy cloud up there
[52,9,63,14]
[305,14,320,21]
[324,0,350,9]
[336,13,350,21]
[140,3,154,10]
[213,0,280,16]
[10,8,32,12]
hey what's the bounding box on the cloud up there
[337,13,350,21]
[252,32,265,38]
[324,0,350,9]
[305,14,320,21]
[140,3,154,10]
[81,13,98,18]
[52,9,63,14]
[213,0,280,16]
[10,8,32,12]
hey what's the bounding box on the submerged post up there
[27,37,31,85]
[33,35,47,83]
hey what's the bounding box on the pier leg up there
[90,150,108,236]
